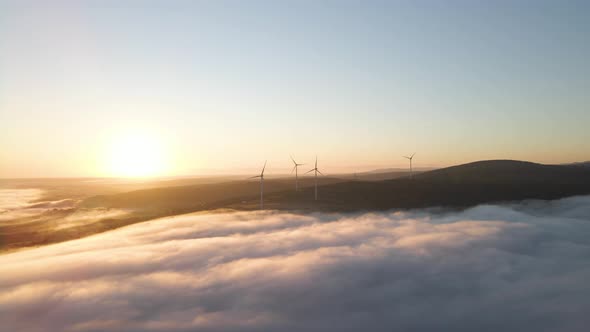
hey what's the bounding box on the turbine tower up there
[290,155,305,191]
[403,153,416,179]
[249,160,266,209]
[305,156,324,201]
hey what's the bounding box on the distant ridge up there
[566,161,590,168]
[359,167,435,174]
[83,159,590,213]
[292,159,590,210]
[412,159,588,184]
[5,159,590,251]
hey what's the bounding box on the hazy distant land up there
[2,160,590,252]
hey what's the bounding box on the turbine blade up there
[290,155,296,165]
[315,156,317,168]
[291,165,296,174]
[261,160,267,175]
[411,152,416,158]
[305,169,315,174]
[248,175,261,179]
[317,169,325,176]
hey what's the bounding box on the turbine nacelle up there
[249,160,266,210]
[306,156,324,175]
[305,168,324,175]
[403,153,416,179]
[403,152,416,161]
[306,156,324,200]
[290,155,304,174]
[248,160,266,179]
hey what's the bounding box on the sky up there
[1,0,589,177]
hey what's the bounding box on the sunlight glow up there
[106,131,168,178]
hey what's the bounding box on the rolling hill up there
[83,159,590,212]
[4,160,590,251]
[261,160,590,210]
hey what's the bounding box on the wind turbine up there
[403,153,416,179]
[290,155,305,191]
[249,160,266,209]
[305,156,324,201]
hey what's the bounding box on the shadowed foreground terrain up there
[2,160,590,252]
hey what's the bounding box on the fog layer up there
[1,196,590,332]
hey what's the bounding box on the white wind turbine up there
[290,156,305,191]
[249,160,266,209]
[403,153,416,179]
[305,156,324,201]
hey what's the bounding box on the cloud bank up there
[0,189,77,222]
[0,189,128,232]
[1,196,590,332]
[0,189,44,212]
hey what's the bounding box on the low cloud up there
[26,198,77,209]
[1,196,590,332]
[0,189,44,212]
[0,189,128,229]
[0,189,74,222]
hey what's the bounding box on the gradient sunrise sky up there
[1,0,589,177]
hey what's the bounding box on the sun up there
[106,132,168,178]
